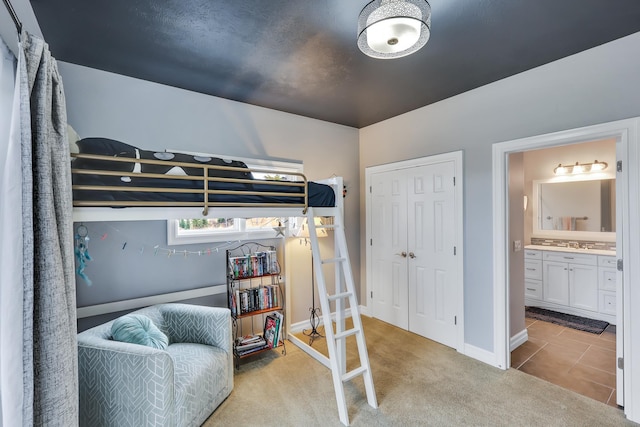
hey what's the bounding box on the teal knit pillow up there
[111,314,169,350]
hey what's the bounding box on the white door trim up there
[365,150,465,353]
[492,118,639,423]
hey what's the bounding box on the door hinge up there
[370,291,373,299]
[617,160,623,172]
[618,357,624,370]
[369,185,372,193]
[454,315,457,325]
[454,246,457,255]
[617,259,623,271]
[370,238,372,246]
[453,176,456,186]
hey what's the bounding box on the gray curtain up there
[19,32,78,426]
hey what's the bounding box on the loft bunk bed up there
[69,136,376,426]
[71,137,339,222]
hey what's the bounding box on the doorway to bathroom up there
[492,118,640,417]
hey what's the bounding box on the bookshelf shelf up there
[226,242,286,368]
[235,306,283,319]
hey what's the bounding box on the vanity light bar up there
[553,160,608,175]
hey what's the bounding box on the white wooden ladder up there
[305,207,378,426]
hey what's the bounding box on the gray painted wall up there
[73,219,284,331]
[59,62,360,328]
[359,31,640,352]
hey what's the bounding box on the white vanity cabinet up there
[543,251,598,312]
[524,246,616,324]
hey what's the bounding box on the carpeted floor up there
[203,316,634,426]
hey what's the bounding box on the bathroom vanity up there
[524,245,617,324]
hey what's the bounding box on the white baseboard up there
[464,343,501,368]
[359,304,369,317]
[510,328,528,352]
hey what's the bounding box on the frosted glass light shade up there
[591,160,606,171]
[358,0,431,59]
[367,17,421,53]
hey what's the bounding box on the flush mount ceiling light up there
[553,160,608,175]
[357,0,431,59]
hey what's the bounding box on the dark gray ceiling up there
[30,0,640,128]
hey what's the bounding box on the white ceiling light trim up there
[357,0,431,59]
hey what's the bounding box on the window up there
[167,216,287,245]
[166,151,302,245]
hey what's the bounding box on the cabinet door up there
[569,263,598,312]
[599,267,617,292]
[543,261,569,305]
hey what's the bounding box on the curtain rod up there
[2,0,22,34]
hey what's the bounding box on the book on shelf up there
[236,343,268,356]
[232,284,281,315]
[236,334,262,345]
[229,250,278,279]
[272,311,284,347]
[235,336,267,354]
[264,315,278,348]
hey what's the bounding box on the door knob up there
[395,252,407,258]
[408,252,416,259]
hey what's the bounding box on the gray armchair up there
[78,303,233,427]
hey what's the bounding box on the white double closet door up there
[368,156,460,349]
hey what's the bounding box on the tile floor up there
[511,317,618,407]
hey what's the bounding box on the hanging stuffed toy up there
[75,224,93,285]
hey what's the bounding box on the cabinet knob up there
[396,252,407,258]
[409,252,416,259]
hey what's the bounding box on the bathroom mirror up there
[532,176,616,241]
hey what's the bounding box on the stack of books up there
[235,335,267,356]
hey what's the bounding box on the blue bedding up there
[71,138,335,208]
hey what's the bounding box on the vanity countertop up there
[525,244,616,257]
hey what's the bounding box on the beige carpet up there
[203,316,635,426]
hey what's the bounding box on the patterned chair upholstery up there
[78,303,233,427]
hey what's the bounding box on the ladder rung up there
[327,291,352,302]
[321,257,346,264]
[334,328,360,340]
[342,366,368,382]
[315,224,340,229]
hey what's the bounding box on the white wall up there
[58,62,360,325]
[359,31,640,352]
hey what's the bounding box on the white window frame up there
[166,151,303,245]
